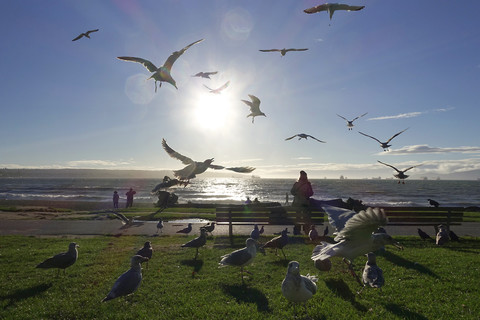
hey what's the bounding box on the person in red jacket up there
[125,188,136,208]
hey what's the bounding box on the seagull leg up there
[281,248,286,260]
[343,258,362,286]
[194,248,199,260]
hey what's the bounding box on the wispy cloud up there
[368,107,454,121]
[292,157,313,160]
[66,160,134,168]
[381,145,480,155]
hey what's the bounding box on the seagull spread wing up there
[402,164,421,173]
[86,29,99,35]
[352,112,368,122]
[203,84,213,91]
[304,4,328,14]
[337,4,365,11]
[163,39,204,72]
[322,205,356,232]
[386,128,408,143]
[285,135,298,141]
[72,34,84,41]
[335,208,388,242]
[117,57,158,73]
[336,114,348,121]
[359,132,382,144]
[307,135,326,143]
[377,160,401,173]
[287,48,308,52]
[259,49,280,52]
[217,81,230,91]
[225,167,256,173]
[162,139,194,165]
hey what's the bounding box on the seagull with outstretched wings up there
[336,113,367,130]
[259,48,308,56]
[117,39,204,92]
[192,71,218,79]
[72,29,99,41]
[304,3,365,20]
[285,133,326,143]
[162,139,255,183]
[359,128,408,151]
[377,160,421,184]
[204,80,230,94]
[241,94,266,124]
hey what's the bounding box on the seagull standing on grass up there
[304,3,365,20]
[102,255,148,302]
[285,133,326,143]
[312,205,403,285]
[157,218,164,234]
[117,39,204,92]
[162,138,255,184]
[136,241,153,269]
[436,225,450,245]
[241,94,266,123]
[282,261,317,312]
[202,222,215,235]
[359,128,409,151]
[377,160,421,184]
[176,223,193,236]
[72,29,99,41]
[250,224,260,240]
[219,238,262,283]
[358,252,384,294]
[259,48,308,56]
[182,228,207,260]
[262,228,289,259]
[36,242,79,276]
[336,113,368,130]
[308,225,319,242]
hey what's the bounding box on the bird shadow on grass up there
[381,251,439,278]
[324,279,367,312]
[180,259,204,276]
[0,283,52,309]
[221,284,272,313]
[384,303,429,320]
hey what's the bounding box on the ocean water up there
[0,177,479,208]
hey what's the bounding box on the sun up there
[192,93,235,131]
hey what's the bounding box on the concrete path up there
[0,219,479,238]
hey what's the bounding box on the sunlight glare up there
[192,93,233,131]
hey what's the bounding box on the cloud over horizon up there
[382,145,480,155]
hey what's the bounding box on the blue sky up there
[1,0,480,179]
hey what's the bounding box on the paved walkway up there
[0,219,479,238]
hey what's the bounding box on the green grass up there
[0,235,479,319]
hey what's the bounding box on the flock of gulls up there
[40,2,452,311]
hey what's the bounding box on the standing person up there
[113,191,119,209]
[290,171,314,211]
[125,188,136,208]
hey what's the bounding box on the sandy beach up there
[1,199,479,237]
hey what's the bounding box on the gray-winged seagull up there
[136,241,153,269]
[262,228,288,259]
[219,238,260,283]
[181,228,207,260]
[259,48,308,56]
[36,242,79,276]
[285,133,326,143]
[192,71,218,79]
[118,39,204,92]
[304,3,365,20]
[282,261,317,310]
[72,29,99,41]
[359,128,408,151]
[358,252,384,294]
[337,113,367,130]
[241,94,266,124]
[377,160,421,184]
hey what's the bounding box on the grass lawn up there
[0,235,479,319]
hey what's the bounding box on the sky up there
[1,0,480,180]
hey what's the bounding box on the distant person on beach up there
[290,170,314,211]
[285,192,289,205]
[245,197,252,205]
[125,188,136,208]
[113,191,119,209]
[253,197,260,205]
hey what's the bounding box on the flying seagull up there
[282,261,317,309]
[181,227,207,260]
[162,138,255,183]
[102,255,148,302]
[336,113,368,130]
[192,71,218,79]
[259,48,308,56]
[36,242,79,276]
[304,3,365,20]
[203,80,230,94]
[358,252,384,294]
[359,128,409,151]
[377,160,421,184]
[285,133,326,143]
[241,94,266,123]
[117,38,204,92]
[72,29,99,41]
[312,205,403,285]
[219,238,261,284]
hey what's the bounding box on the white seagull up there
[156,218,164,234]
[241,94,266,123]
[358,252,384,294]
[311,205,402,285]
[192,71,218,79]
[162,138,255,183]
[377,160,421,184]
[359,128,409,151]
[259,48,308,56]
[72,29,99,41]
[203,80,230,94]
[102,255,148,302]
[285,133,326,143]
[336,113,368,130]
[304,3,365,20]
[117,38,204,92]
[282,261,317,309]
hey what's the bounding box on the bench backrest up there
[382,207,464,226]
[216,206,324,225]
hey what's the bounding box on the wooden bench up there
[216,205,325,238]
[382,207,464,230]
